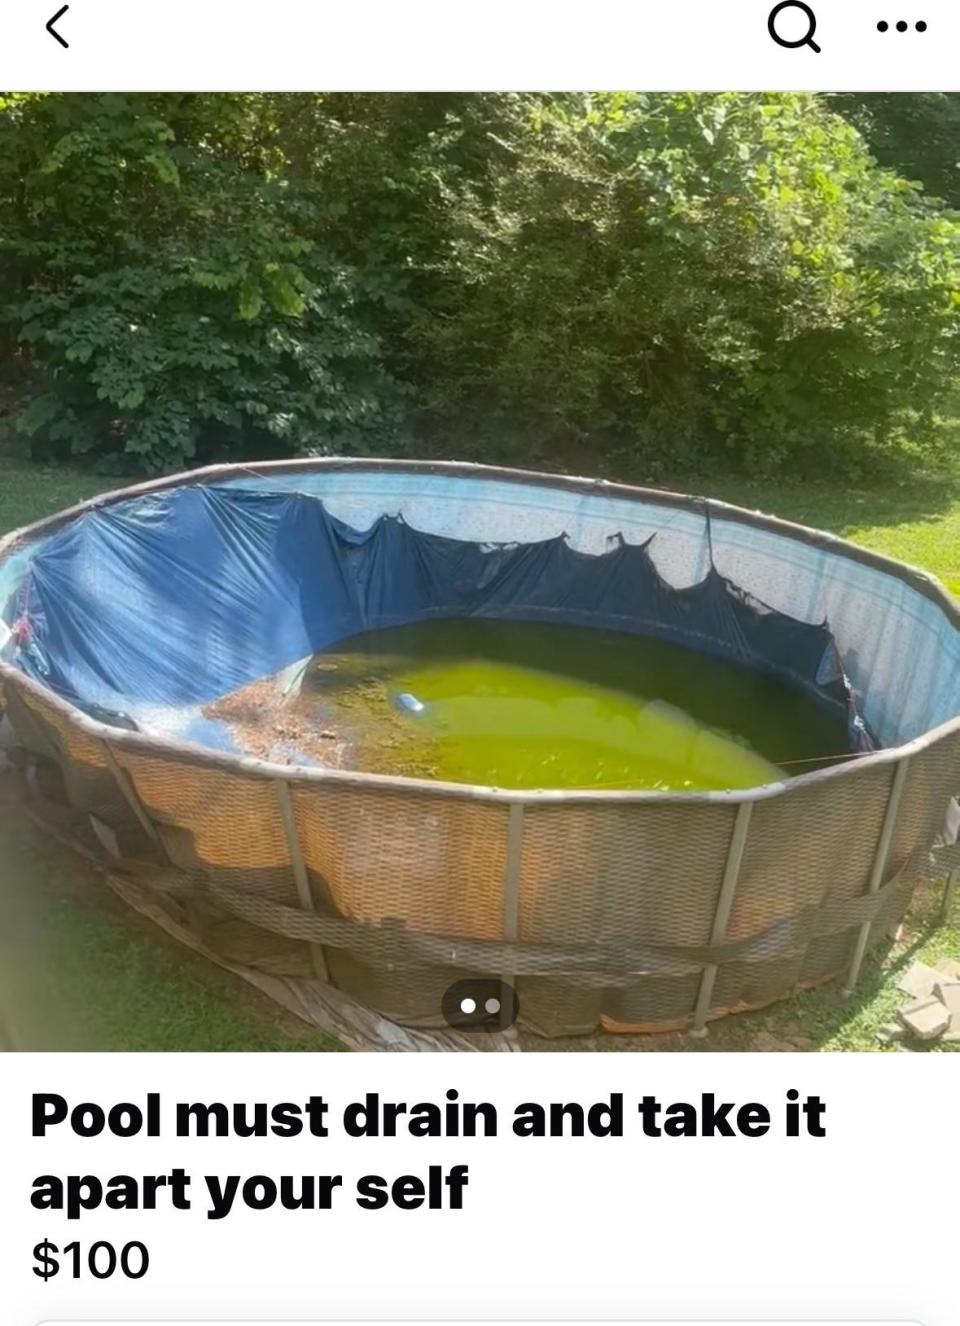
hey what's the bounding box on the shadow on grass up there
[0,776,341,1053]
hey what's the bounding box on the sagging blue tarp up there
[3,483,872,750]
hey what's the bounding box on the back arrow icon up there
[46,4,69,48]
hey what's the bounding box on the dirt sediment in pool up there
[203,650,443,777]
[203,619,852,791]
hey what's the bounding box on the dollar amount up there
[33,1239,150,1281]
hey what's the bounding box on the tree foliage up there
[0,94,407,470]
[397,93,960,473]
[828,93,960,208]
[0,92,958,475]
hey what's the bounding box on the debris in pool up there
[200,656,441,777]
[200,672,353,768]
[196,619,850,790]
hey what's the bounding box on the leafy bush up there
[828,93,960,207]
[405,93,960,474]
[1,93,958,477]
[0,95,407,470]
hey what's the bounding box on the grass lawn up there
[1,454,958,1051]
[0,778,340,1051]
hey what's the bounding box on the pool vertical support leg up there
[275,779,329,983]
[842,757,911,999]
[690,801,753,1037]
[101,739,171,862]
[941,866,958,925]
[501,801,525,1031]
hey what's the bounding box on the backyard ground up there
[1,453,958,1051]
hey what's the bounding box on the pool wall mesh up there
[2,459,959,1037]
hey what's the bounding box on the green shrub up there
[0,94,407,471]
[405,93,960,474]
[1,93,958,477]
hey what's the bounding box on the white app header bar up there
[1,0,958,92]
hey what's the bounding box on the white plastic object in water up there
[395,691,426,715]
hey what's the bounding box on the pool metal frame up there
[2,458,958,1036]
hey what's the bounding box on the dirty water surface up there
[202,619,851,792]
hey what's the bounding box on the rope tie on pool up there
[187,864,919,988]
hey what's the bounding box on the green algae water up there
[302,619,850,792]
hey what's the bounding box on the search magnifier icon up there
[768,0,821,51]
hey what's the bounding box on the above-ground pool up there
[2,459,959,1036]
